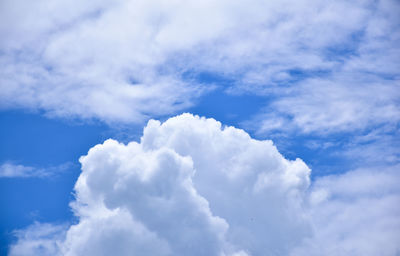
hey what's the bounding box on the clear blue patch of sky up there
[0,171,78,254]
[0,111,108,165]
[184,71,269,125]
[269,134,351,180]
[188,88,267,127]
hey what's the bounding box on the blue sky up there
[1,0,399,255]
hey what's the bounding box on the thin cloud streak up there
[0,162,73,178]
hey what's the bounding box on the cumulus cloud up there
[1,0,398,131]
[9,114,311,255]
[8,114,400,255]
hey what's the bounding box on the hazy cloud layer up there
[9,114,400,255]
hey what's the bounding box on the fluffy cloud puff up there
[9,114,311,255]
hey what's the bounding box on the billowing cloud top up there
[9,114,311,255]
[8,114,400,255]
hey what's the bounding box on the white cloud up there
[243,0,400,135]
[8,223,67,256]
[8,114,400,255]
[341,128,400,166]
[252,76,400,135]
[9,114,311,255]
[0,163,40,178]
[0,162,71,178]
[1,0,398,130]
[292,166,400,256]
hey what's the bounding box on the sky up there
[0,0,399,255]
